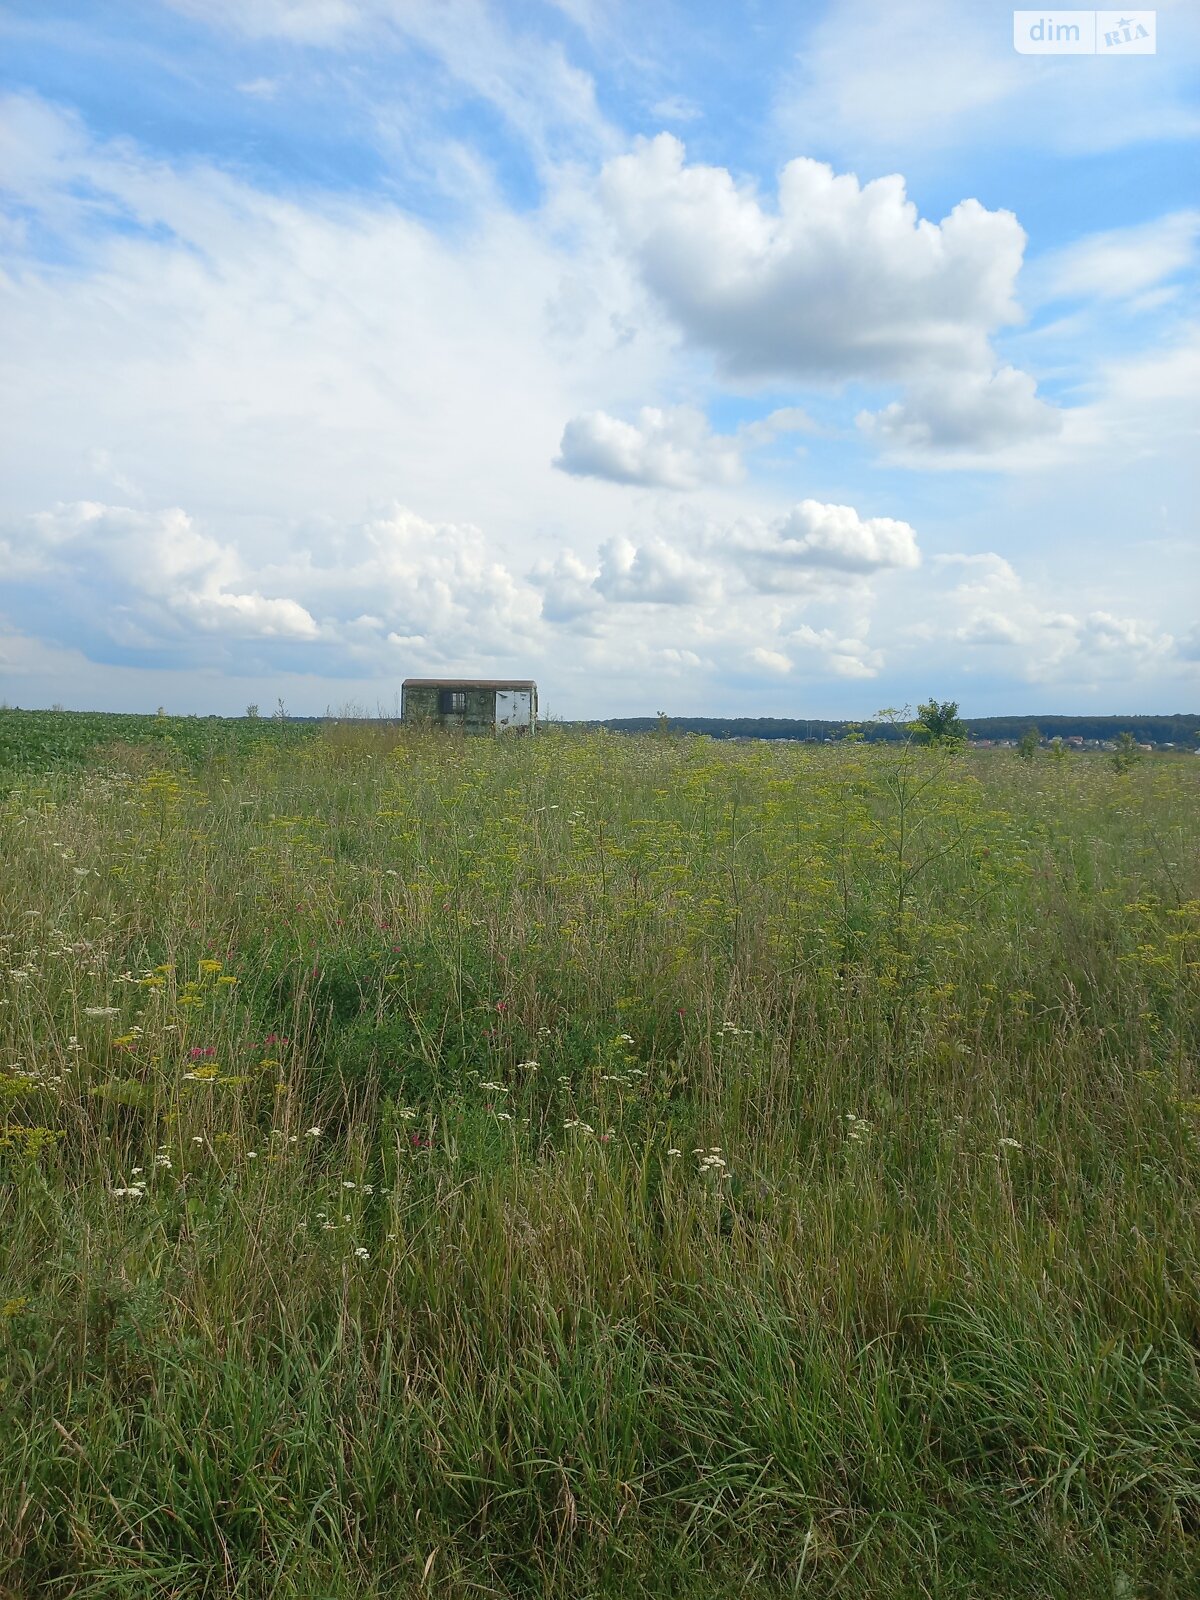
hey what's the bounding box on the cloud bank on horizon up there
[0,0,1196,717]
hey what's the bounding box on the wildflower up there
[154,1153,172,1168]
[667,1148,681,1156]
[198,959,222,975]
[354,1246,369,1261]
[247,1151,258,1160]
[305,1126,322,1138]
[343,1180,356,1189]
[84,1006,119,1018]
[999,1137,1023,1150]
[110,1186,146,1199]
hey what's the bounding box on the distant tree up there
[245,703,260,720]
[913,698,967,748]
[1112,730,1142,774]
[1017,724,1040,761]
[273,697,289,722]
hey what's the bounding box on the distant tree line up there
[578,714,1200,744]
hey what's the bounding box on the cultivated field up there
[1,711,1198,1598]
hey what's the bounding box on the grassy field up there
[1,710,1197,1598]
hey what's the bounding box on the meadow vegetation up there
[1,710,1198,1597]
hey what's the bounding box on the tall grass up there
[1,722,1197,1597]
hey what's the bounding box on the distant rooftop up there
[402,678,536,690]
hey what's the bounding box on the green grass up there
[1,716,1197,1597]
[0,708,316,783]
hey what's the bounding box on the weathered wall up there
[402,686,497,733]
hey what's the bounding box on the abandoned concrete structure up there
[400,679,538,735]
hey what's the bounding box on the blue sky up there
[1,0,1197,717]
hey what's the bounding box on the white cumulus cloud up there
[724,500,920,585]
[555,405,744,488]
[858,366,1060,460]
[601,133,1027,383]
[592,533,720,604]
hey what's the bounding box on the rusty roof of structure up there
[402,679,537,690]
